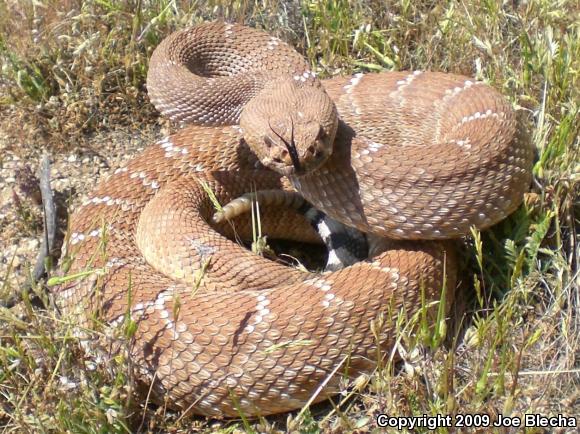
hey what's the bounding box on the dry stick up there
[33,152,57,283]
[2,153,56,309]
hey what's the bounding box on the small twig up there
[2,154,57,309]
[33,152,57,283]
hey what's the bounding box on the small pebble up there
[11,255,21,268]
[27,238,40,250]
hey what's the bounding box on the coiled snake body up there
[55,22,533,417]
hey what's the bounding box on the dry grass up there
[1,0,578,432]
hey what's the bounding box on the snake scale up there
[54,22,533,417]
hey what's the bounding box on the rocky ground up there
[0,110,164,297]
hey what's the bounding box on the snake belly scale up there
[54,22,533,417]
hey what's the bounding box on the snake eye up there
[317,127,326,141]
[264,136,274,148]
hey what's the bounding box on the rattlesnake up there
[54,22,533,417]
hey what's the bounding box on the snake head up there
[240,80,338,176]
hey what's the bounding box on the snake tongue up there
[283,140,303,174]
[269,118,303,175]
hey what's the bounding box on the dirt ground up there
[0,109,164,295]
